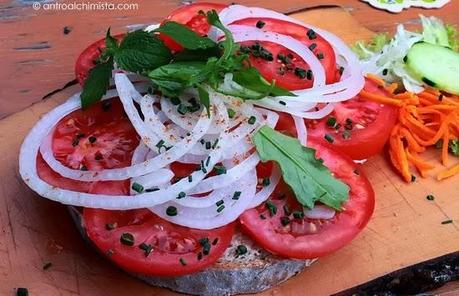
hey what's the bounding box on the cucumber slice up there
[405,41,459,95]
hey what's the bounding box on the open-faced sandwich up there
[27,2,459,295]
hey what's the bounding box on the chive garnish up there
[205,141,211,149]
[306,69,313,80]
[339,66,345,75]
[306,29,316,40]
[177,191,186,199]
[235,244,248,256]
[280,216,290,226]
[42,262,52,270]
[316,53,324,60]
[171,97,181,105]
[166,206,178,216]
[212,138,219,149]
[200,139,205,145]
[411,175,416,182]
[308,43,317,51]
[262,178,270,186]
[131,182,144,193]
[294,67,307,79]
[120,233,135,246]
[188,175,193,182]
[177,104,188,115]
[179,257,187,266]
[382,68,388,76]
[353,169,360,176]
[217,205,225,213]
[139,243,153,257]
[228,108,236,118]
[324,134,334,143]
[205,156,211,166]
[156,140,165,149]
[216,200,224,207]
[232,191,241,200]
[214,165,227,175]
[326,117,337,127]
[265,201,277,217]
[145,187,160,192]
[248,116,256,125]
[426,194,435,201]
[105,222,118,230]
[256,20,265,28]
[88,136,97,143]
[212,238,219,245]
[292,211,304,219]
[279,100,286,106]
[80,165,88,171]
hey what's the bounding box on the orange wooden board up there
[1,6,459,296]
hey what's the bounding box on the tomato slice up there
[307,79,398,160]
[37,98,138,195]
[160,2,227,52]
[239,139,375,259]
[75,34,124,85]
[232,18,339,90]
[83,208,235,276]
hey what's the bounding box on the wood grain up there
[1,4,459,296]
[1,0,459,119]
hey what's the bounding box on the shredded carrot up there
[360,76,459,182]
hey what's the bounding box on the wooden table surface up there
[2,1,459,295]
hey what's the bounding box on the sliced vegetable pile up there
[19,3,380,276]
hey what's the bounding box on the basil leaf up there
[80,57,113,109]
[155,21,217,50]
[174,47,220,61]
[206,10,237,62]
[252,125,349,210]
[233,67,294,99]
[115,30,172,73]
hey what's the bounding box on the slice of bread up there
[68,206,315,296]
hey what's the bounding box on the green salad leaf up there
[81,57,113,109]
[352,33,389,59]
[154,21,217,50]
[252,125,349,210]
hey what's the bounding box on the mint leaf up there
[105,27,118,52]
[149,61,206,97]
[252,125,349,210]
[155,21,217,50]
[80,57,113,108]
[206,10,237,62]
[115,30,172,73]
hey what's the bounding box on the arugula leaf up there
[252,125,349,210]
[80,57,113,108]
[149,61,206,97]
[115,30,172,73]
[154,21,217,50]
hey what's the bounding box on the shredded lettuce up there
[353,15,459,93]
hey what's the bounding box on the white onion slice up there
[303,205,336,220]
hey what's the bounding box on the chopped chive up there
[145,187,160,192]
[235,244,248,256]
[206,156,211,166]
[262,178,270,187]
[72,138,80,147]
[306,29,316,40]
[177,104,188,115]
[308,43,317,51]
[171,97,181,105]
[200,139,205,145]
[280,216,290,226]
[200,160,207,173]
[232,191,242,200]
[177,191,186,199]
[212,138,219,149]
[382,68,388,76]
[294,67,307,79]
[88,136,97,143]
[214,165,227,175]
[326,117,337,127]
[279,100,286,106]
[216,200,224,207]
[166,206,178,216]
[316,53,324,60]
[212,238,219,245]
[240,45,251,54]
[353,169,360,176]
[306,69,313,80]
[339,66,345,75]
[16,288,29,296]
[139,243,153,257]
[105,222,118,230]
[131,182,144,193]
[324,134,334,143]
[248,116,256,125]
[205,141,211,149]
[259,214,266,220]
[95,153,103,161]
[217,205,225,213]
[188,175,193,182]
[345,118,353,125]
[179,257,187,266]
[156,140,165,149]
[199,237,210,247]
[411,175,416,182]
[80,165,88,171]
[292,211,304,219]
[426,194,435,201]
[256,20,265,28]
[120,232,135,246]
[265,201,277,217]
[441,219,453,225]
[42,262,52,270]
[228,108,236,118]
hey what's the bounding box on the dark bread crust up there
[68,206,315,295]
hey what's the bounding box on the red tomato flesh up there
[239,139,375,259]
